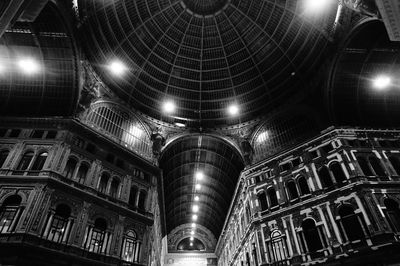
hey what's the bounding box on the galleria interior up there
[0,0,400,265]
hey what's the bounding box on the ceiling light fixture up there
[190,236,194,241]
[192,205,199,212]
[192,214,198,221]
[190,243,193,246]
[18,58,40,75]
[190,231,195,235]
[195,184,201,190]
[373,75,392,90]
[194,196,199,201]
[109,60,127,76]
[163,100,176,114]
[228,104,239,116]
[191,223,196,228]
[195,172,204,181]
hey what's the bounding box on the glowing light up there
[163,100,176,114]
[190,236,194,241]
[194,196,199,201]
[190,231,195,235]
[191,223,196,228]
[304,0,331,13]
[228,104,239,116]
[373,75,392,90]
[175,122,186,127]
[18,58,40,75]
[190,243,193,246]
[192,205,199,213]
[192,214,198,221]
[195,172,204,181]
[109,60,127,76]
[195,184,201,190]
[256,131,269,143]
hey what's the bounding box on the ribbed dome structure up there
[79,0,337,127]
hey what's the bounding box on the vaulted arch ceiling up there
[78,0,338,127]
[159,135,244,238]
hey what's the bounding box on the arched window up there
[389,156,400,176]
[318,166,333,189]
[338,205,366,242]
[129,186,138,207]
[63,158,77,179]
[138,190,147,211]
[43,204,72,243]
[330,162,347,184]
[110,178,120,198]
[384,199,400,232]
[286,180,299,200]
[369,156,386,177]
[0,195,22,233]
[85,218,109,254]
[121,230,141,262]
[267,187,278,208]
[301,219,323,253]
[357,157,373,176]
[31,152,48,171]
[297,176,310,195]
[98,173,110,194]
[76,163,89,184]
[258,192,268,211]
[16,151,34,171]
[267,230,288,263]
[0,150,9,168]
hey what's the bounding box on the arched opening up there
[0,150,9,168]
[330,162,347,185]
[76,163,89,184]
[384,199,400,232]
[267,187,278,208]
[98,173,110,194]
[31,152,48,171]
[63,157,77,179]
[267,230,288,263]
[86,218,108,254]
[43,204,72,243]
[286,180,299,200]
[16,151,34,171]
[297,176,310,195]
[318,166,333,189]
[257,191,268,211]
[301,219,323,253]
[338,205,366,242]
[0,195,23,233]
[389,156,400,176]
[122,230,142,262]
[110,178,120,198]
[177,237,205,251]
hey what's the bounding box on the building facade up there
[216,127,400,266]
[0,117,164,266]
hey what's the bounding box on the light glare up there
[195,184,201,190]
[190,231,194,235]
[228,104,239,116]
[109,60,127,75]
[192,214,198,221]
[192,205,199,212]
[18,58,40,74]
[305,0,331,12]
[195,172,204,180]
[373,75,391,90]
[191,223,196,228]
[194,196,199,201]
[163,101,176,113]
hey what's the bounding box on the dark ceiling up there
[78,0,337,127]
[159,135,244,238]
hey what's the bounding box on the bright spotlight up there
[190,231,195,235]
[373,75,392,90]
[195,184,201,190]
[190,243,193,246]
[18,58,40,75]
[195,172,204,181]
[304,0,331,13]
[109,60,127,76]
[194,196,199,201]
[191,223,196,228]
[192,205,199,213]
[192,214,198,221]
[228,104,239,116]
[163,100,176,114]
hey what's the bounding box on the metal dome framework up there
[78,0,338,127]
